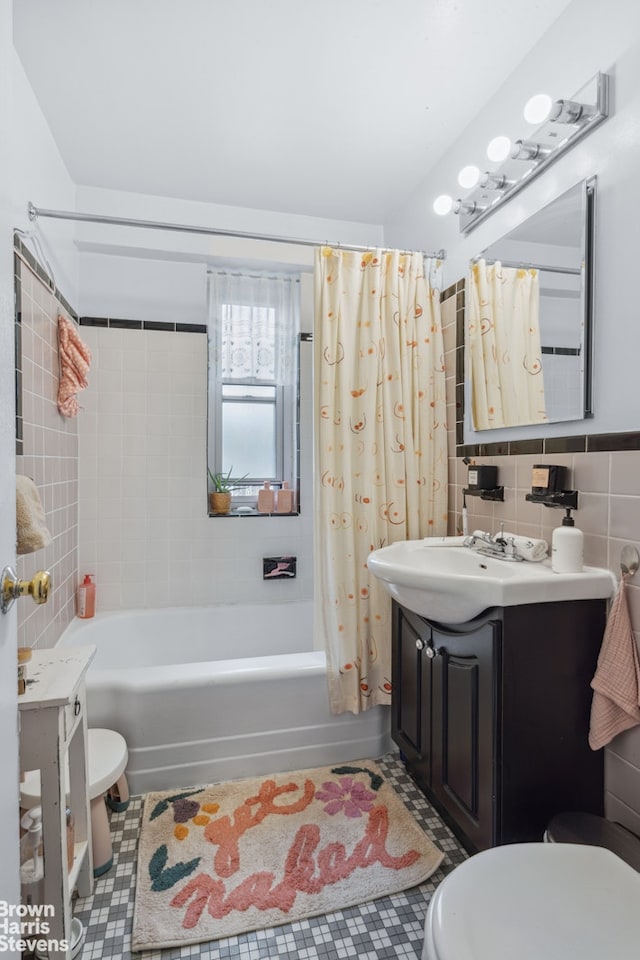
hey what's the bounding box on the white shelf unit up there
[18,645,96,960]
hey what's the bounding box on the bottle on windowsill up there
[257,482,275,514]
[276,482,293,514]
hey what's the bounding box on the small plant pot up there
[209,492,232,515]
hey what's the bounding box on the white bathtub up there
[59,602,391,794]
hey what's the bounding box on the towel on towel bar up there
[16,475,51,555]
[57,314,91,417]
[589,576,640,750]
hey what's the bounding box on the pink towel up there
[57,314,91,417]
[589,576,640,749]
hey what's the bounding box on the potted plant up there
[208,467,248,515]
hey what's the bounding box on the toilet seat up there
[423,843,640,960]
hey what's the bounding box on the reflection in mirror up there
[467,178,595,430]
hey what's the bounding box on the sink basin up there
[367,539,616,623]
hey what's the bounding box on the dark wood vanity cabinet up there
[392,599,607,853]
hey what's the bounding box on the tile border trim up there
[79,317,207,334]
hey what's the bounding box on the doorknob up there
[1,566,51,615]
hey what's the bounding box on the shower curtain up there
[314,247,448,715]
[467,259,546,429]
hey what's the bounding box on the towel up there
[16,475,51,555]
[57,314,91,417]
[589,576,640,750]
[493,530,548,562]
[422,536,467,547]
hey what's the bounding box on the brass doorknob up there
[1,566,51,615]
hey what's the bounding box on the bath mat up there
[132,760,443,950]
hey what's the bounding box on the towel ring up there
[620,545,639,577]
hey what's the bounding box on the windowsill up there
[208,508,300,518]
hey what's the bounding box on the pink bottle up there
[257,482,275,513]
[77,574,96,618]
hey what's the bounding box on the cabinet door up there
[431,620,499,851]
[392,605,432,787]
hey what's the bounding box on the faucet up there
[464,524,523,561]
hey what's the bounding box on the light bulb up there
[433,194,453,216]
[457,165,480,189]
[524,93,553,125]
[486,135,511,163]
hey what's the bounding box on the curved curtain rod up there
[28,202,446,261]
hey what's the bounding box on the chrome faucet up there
[464,524,523,561]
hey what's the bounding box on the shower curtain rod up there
[28,202,446,260]
[474,255,580,276]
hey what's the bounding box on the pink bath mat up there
[132,760,443,949]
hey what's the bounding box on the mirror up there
[468,178,595,430]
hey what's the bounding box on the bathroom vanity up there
[392,599,607,852]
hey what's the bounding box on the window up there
[207,270,300,512]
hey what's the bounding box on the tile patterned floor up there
[73,751,467,959]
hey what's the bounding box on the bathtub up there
[59,601,391,794]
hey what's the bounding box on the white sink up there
[367,539,616,623]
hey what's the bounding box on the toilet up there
[21,728,129,878]
[422,841,640,959]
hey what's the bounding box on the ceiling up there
[13,0,575,225]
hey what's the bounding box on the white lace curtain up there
[208,270,299,385]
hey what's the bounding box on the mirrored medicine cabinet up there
[467,177,596,432]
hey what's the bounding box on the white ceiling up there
[13,0,575,225]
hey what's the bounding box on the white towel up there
[422,536,466,547]
[16,475,51,555]
[494,530,548,562]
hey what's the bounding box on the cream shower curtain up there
[314,247,448,715]
[468,259,546,429]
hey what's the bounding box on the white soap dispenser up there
[551,508,584,573]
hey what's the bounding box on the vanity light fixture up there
[453,198,479,215]
[523,93,553,125]
[486,135,512,163]
[478,172,514,191]
[432,72,609,231]
[433,194,453,215]
[510,139,553,162]
[457,165,480,189]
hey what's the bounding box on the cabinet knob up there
[415,638,425,651]
[425,645,437,659]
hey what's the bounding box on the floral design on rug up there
[133,761,444,949]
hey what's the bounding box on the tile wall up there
[14,243,79,649]
[76,317,314,610]
[442,283,640,837]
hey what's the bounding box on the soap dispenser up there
[551,509,584,574]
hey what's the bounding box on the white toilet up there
[422,842,640,960]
